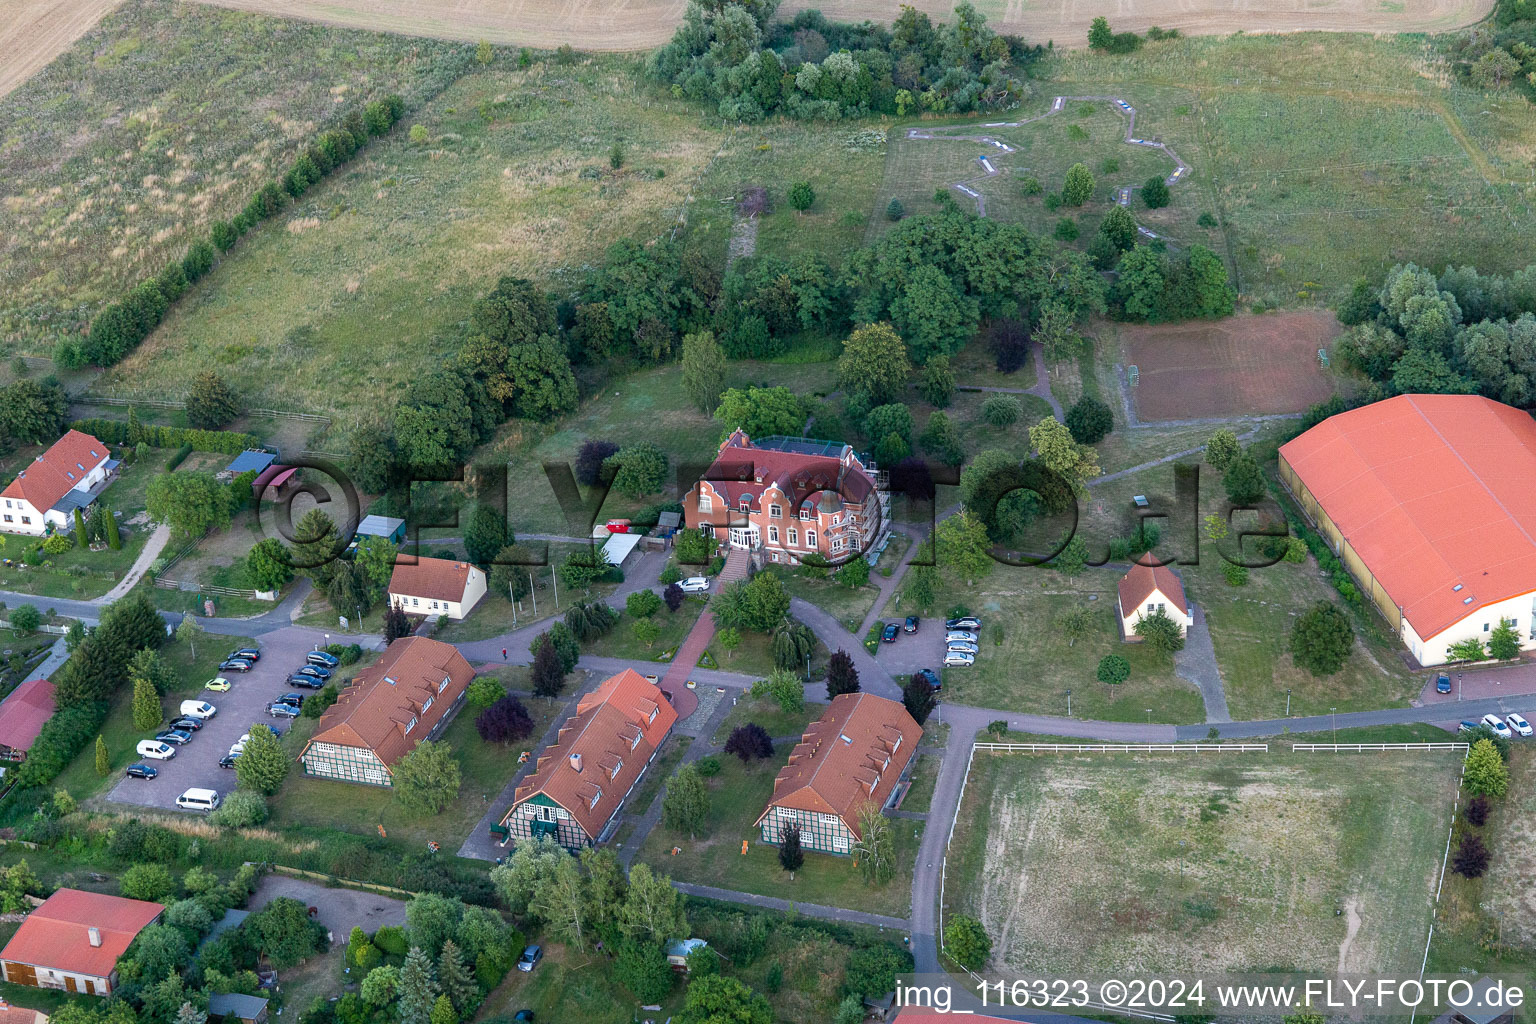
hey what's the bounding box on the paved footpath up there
[1174,604,1231,723]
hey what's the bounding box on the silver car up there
[943,652,975,667]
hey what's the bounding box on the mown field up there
[0,0,467,351]
[946,751,1460,976]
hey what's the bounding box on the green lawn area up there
[771,567,879,634]
[481,941,685,1024]
[898,751,939,815]
[582,597,706,662]
[710,695,820,747]
[947,749,1461,976]
[623,734,692,820]
[637,754,916,918]
[268,695,563,846]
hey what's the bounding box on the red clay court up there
[1125,310,1340,422]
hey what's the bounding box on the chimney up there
[569,753,582,772]
[88,927,102,948]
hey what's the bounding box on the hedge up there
[71,418,262,455]
[14,700,108,790]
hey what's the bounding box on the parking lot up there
[873,616,967,681]
[107,626,344,813]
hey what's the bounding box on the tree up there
[1063,163,1095,207]
[1465,739,1510,797]
[632,618,662,649]
[777,823,803,878]
[1187,245,1236,318]
[989,318,1031,373]
[1065,395,1114,444]
[361,965,401,1007]
[394,741,462,815]
[1288,601,1354,676]
[713,385,807,439]
[718,626,741,660]
[476,695,534,744]
[681,331,727,413]
[95,734,110,777]
[530,622,580,673]
[1204,428,1240,471]
[724,723,774,763]
[1453,833,1490,878]
[1055,535,1088,576]
[764,669,804,713]
[186,372,240,429]
[851,802,894,886]
[246,538,294,593]
[399,947,439,1024]
[604,442,668,498]
[530,636,566,697]
[7,604,37,635]
[826,649,860,699]
[1096,654,1130,684]
[944,914,991,970]
[677,976,772,1024]
[131,673,162,731]
[0,378,68,444]
[236,724,290,795]
[619,862,688,945]
[209,788,268,827]
[102,499,120,549]
[903,673,936,725]
[615,941,673,1002]
[788,181,815,213]
[146,472,233,538]
[919,355,955,407]
[429,995,456,1024]
[121,863,176,902]
[627,589,662,618]
[837,322,910,409]
[662,763,709,838]
[1030,417,1101,490]
[663,582,685,611]
[1222,451,1266,505]
[1092,204,1138,264]
[1088,15,1112,48]
[1489,620,1521,660]
[1471,47,1521,88]
[885,198,905,221]
[575,439,620,486]
[1133,609,1185,654]
[936,510,992,584]
[463,504,508,567]
[384,604,413,643]
[1141,175,1170,209]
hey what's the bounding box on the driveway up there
[105,626,333,812]
[249,874,406,943]
[875,618,949,682]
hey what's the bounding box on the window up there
[769,504,782,518]
[799,508,811,520]
[1158,603,1166,614]
[439,676,450,693]
[588,788,602,810]
[739,496,750,509]
[833,513,841,526]
[404,716,418,734]
[609,759,623,780]
[788,528,798,546]
[20,517,29,525]
[422,696,434,714]
[648,706,658,724]
[1484,623,1491,632]
[699,492,712,513]
[768,526,779,543]
[630,731,641,750]
[412,597,420,606]
[1147,603,1156,614]
[2,516,9,523]
[807,530,817,548]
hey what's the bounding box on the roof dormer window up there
[588,787,602,809]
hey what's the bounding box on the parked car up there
[307,650,339,669]
[903,615,920,633]
[204,677,231,692]
[288,675,325,689]
[268,703,301,719]
[175,789,221,812]
[296,664,332,681]
[168,717,204,732]
[605,519,631,534]
[679,577,711,594]
[155,729,193,746]
[918,668,941,691]
[219,658,254,673]
[1436,674,1452,694]
[945,631,979,643]
[180,700,217,719]
[943,652,975,667]
[276,693,305,709]
[516,946,543,973]
[946,641,979,655]
[1508,711,1533,737]
[219,753,240,770]
[136,741,176,760]
[881,623,900,643]
[1458,720,1481,734]
[230,648,261,663]
[124,763,159,780]
[1482,713,1513,739]
[946,616,982,630]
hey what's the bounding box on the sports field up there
[945,751,1461,976]
[1124,310,1340,422]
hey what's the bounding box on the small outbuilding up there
[208,994,269,1024]
[217,450,277,482]
[0,679,55,763]
[1116,561,1192,641]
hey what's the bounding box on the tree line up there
[65,97,408,372]
[648,1,1046,122]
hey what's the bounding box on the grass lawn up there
[636,754,916,918]
[480,941,684,1024]
[710,695,821,747]
[946,749,1461,975]
[772,567,879,634]
[268,695,562,846]
[582,597,706,663]
[898,751,939,814]
[623,734,692,819]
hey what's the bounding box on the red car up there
[605,519,631,534]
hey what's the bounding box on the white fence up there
[1291,742,1468,752]
[974,742,1268,753]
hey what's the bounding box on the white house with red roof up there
[684,430,887,569]
[0,889,164,996]
[0,431,115,537]
[1117,561,1192,640]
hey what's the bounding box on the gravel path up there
[1174,603,1231,723]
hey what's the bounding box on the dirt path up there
[99,523,169,603]
[0,0,120,100]
[907,95,1190,237]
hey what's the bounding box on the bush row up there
[70,417,262,454]
[67,96,406,371]
[13,700,108,791]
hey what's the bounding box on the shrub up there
[1141,176,1170,209]
[1222,561,1249,587]
[885,198,904,221]
[1019,175,1043,196]
[1053,217,1079,241]
[1288,601,1353,676]
[981,395,1022,426]
[1464,795,1490,827]
[1096,655,1130,684]
[1453,834,1489,878]
[943,915,991,970]
[1065,396,1113,444]
[476,696,534,744]
[209,790,269,828]
[120,863,176,902]
[723,724,774,763]
[626,589,662,618]
[695,755,722,777]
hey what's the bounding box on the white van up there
[175,788,220,812]
[179,700,217,719]
[136,740,176,760]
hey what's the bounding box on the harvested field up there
[171,0,1492,53]
[1124,310,1339,422]
[0,0,119,101]
[946,751,1461,977]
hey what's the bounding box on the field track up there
[0,0,120,100]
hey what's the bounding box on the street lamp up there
[1145,708,1152,725]
[1066,689,1072,717]
[1286,689,1292,716]
[1331,706,1338,746]
[1459,673,1465,702]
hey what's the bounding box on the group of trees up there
[1444,0,1536,95]
[0,375,69,444]
[649,2,1044,123]
[71,97,405,371]
[1336,261,1536,409]
[1109,243,1236,323]
[1454,737,1512,881]
[1086,16,1178,55]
